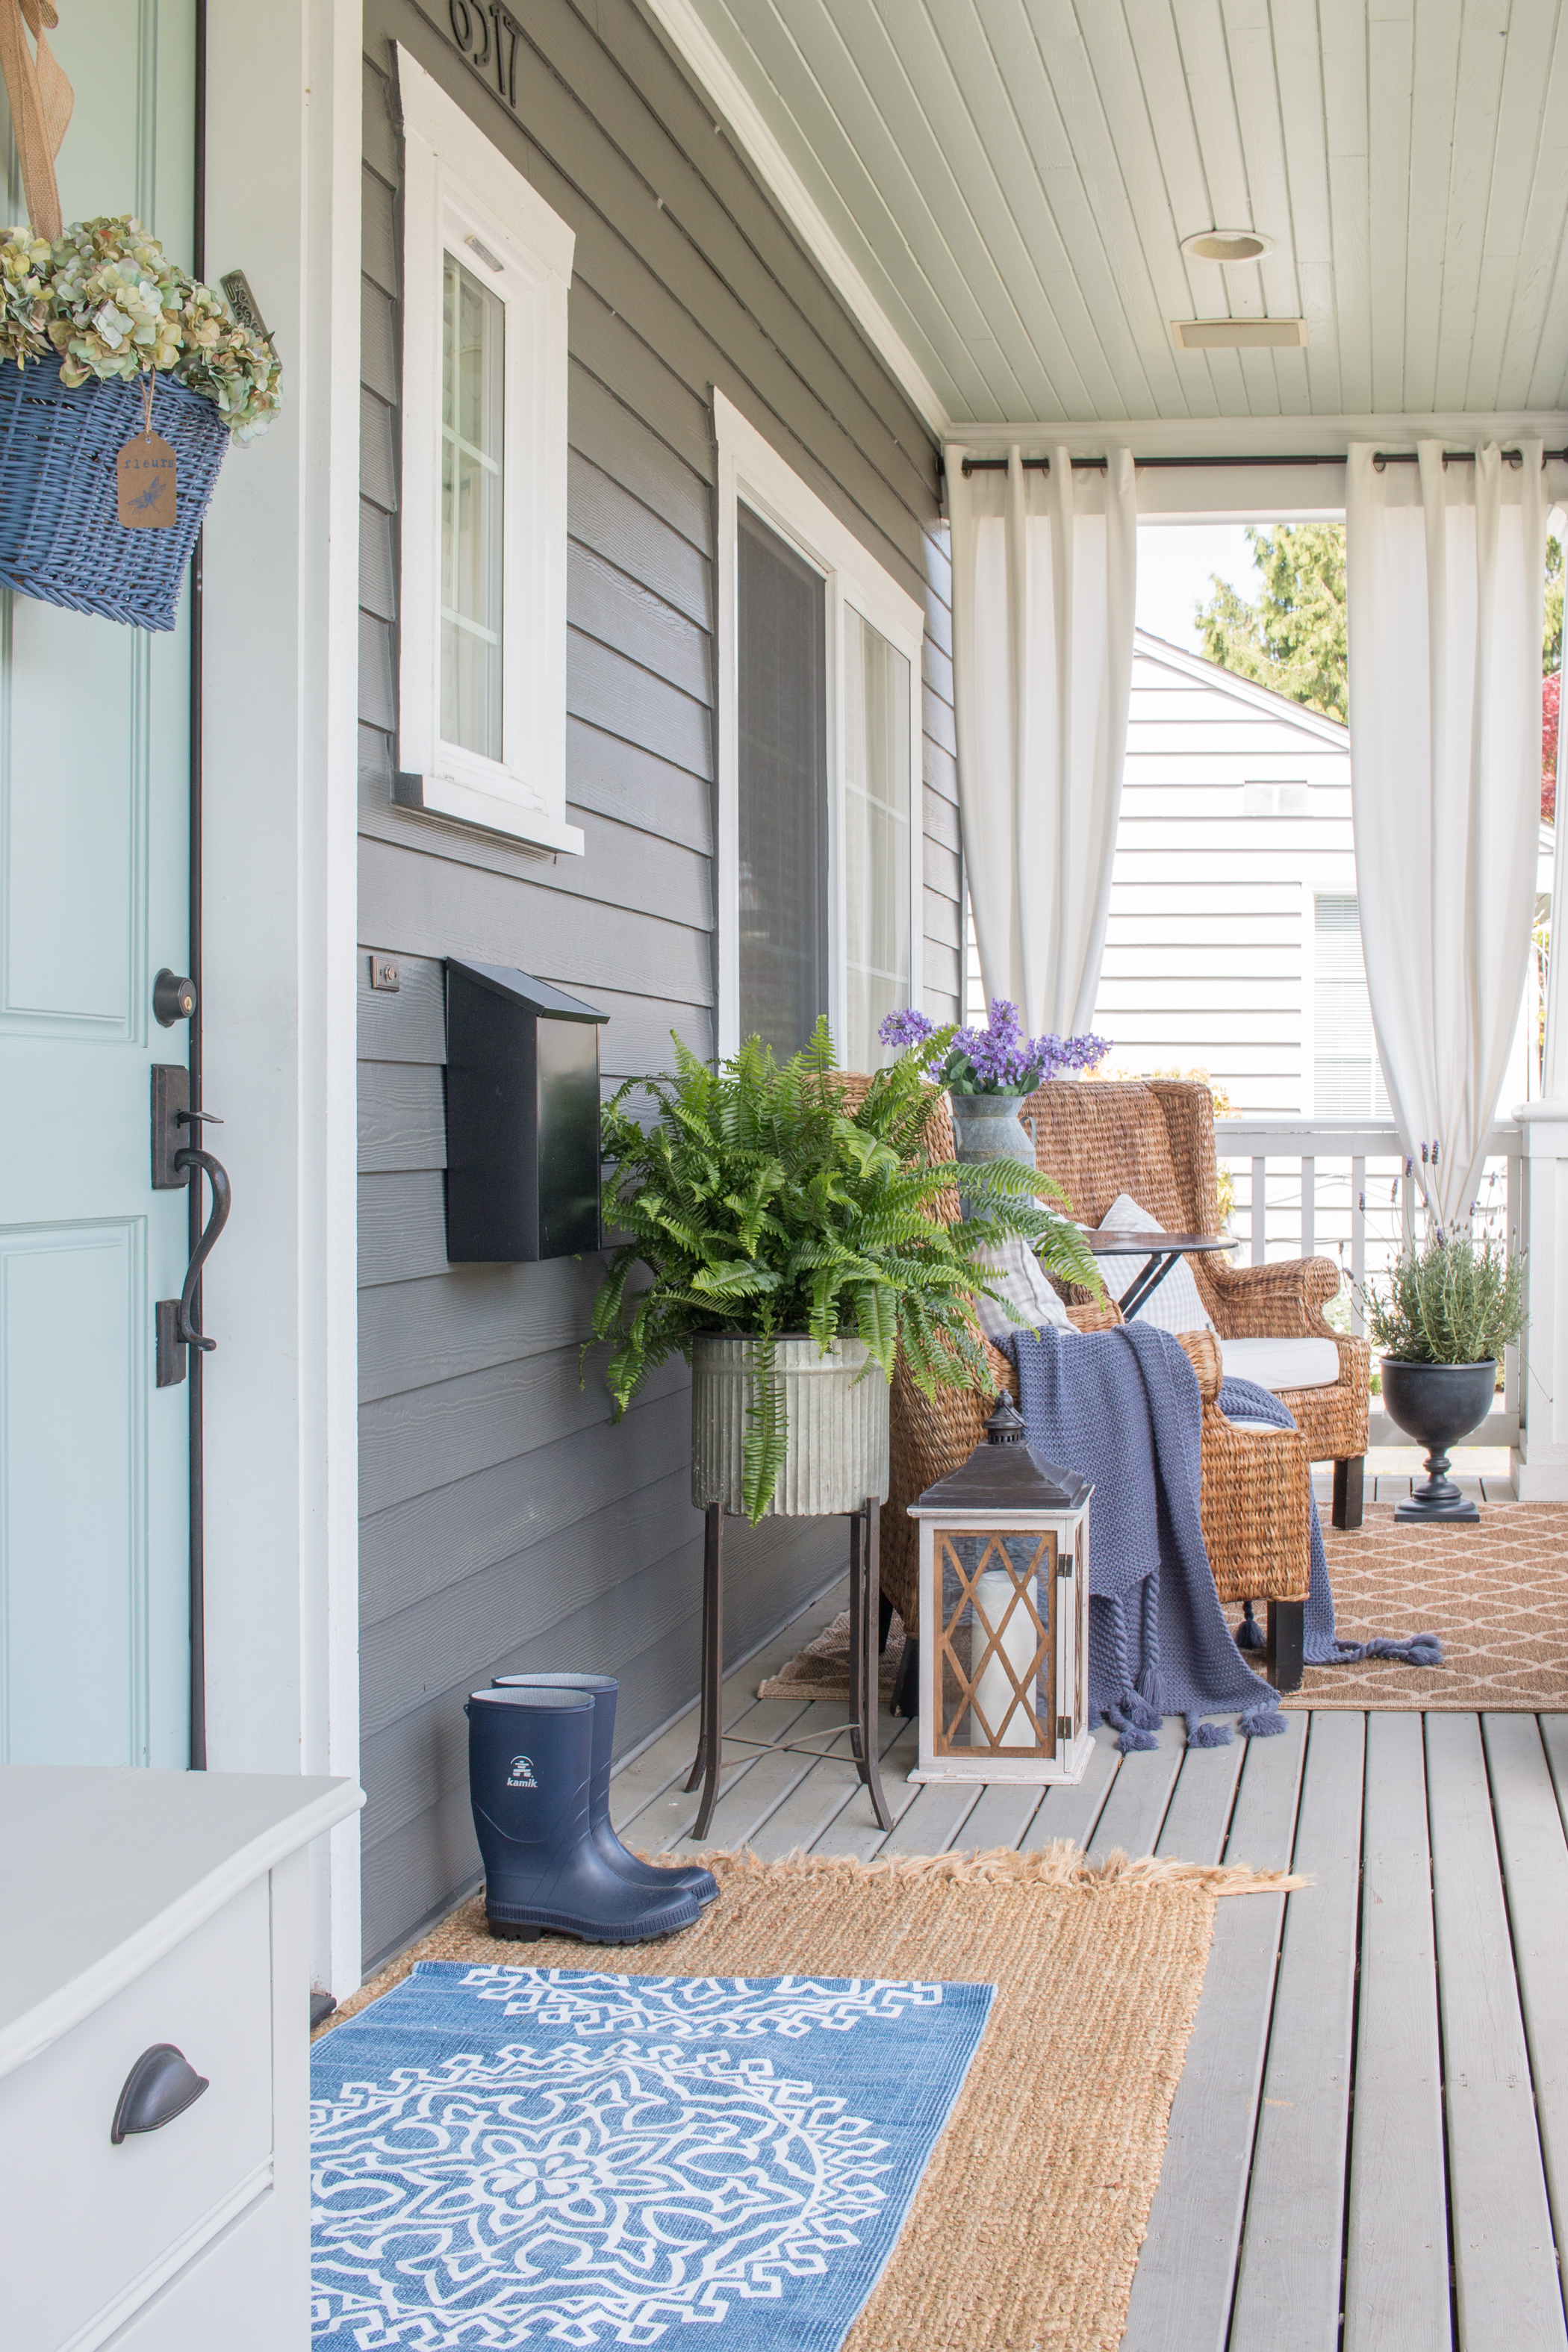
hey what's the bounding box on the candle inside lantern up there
[968,1563,1040,1747]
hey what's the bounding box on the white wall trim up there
[201,0,364,2001]
[393,47,581,857]
[712,387,924,1063]
[641,0,948,444]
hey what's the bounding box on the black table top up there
[1081,1231,1236,1257]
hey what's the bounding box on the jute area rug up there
[767,1504,1568,1715]
[323,1846,1298,2352]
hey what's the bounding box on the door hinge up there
[1056,1714,1073,1740]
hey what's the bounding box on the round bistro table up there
[1081,1230,1236,1318]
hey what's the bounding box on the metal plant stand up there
[685,1497,892,1840]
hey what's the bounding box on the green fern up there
[590,1020,1103,1521]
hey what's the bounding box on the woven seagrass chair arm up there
[1174,1328,1222,1402]
[1063,1295,1123,1331]
[1201,1249,1341,1339]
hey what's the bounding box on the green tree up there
[1545,535,1562,676]
[1198,523,1563,718]
[1197,523,1348,721]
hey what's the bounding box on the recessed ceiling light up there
[1181,228,1274,263]
[1172,317,1307,350]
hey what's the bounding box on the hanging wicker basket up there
[0,356,228,631]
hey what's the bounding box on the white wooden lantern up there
[907,1396,1094,1786]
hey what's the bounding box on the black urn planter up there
[1379,1357,1498,1524]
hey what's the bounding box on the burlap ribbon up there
[0,0,71,241]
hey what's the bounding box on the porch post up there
[200,0,364,1999]
[1511,1108,1568,1500]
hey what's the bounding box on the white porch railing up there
[1213,1117,1524,1451]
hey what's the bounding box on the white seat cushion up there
[1093,1192,1217,1336]
[1225,1418,1292,1434]
[1220,1336,1341,1393]
[971,1234,1077,1346]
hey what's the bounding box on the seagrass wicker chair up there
[833,1077,1313,1697]
[1019,1076,1369,1530]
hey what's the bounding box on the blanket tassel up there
[1235,1600,1266,1652]
[1103,1696,1159,1753]
[1237,1699,1287,1738]
[1319,1631,1443,1669]
[1186,1714,1232,1748]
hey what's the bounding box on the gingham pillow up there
[971,1235,1078,1348]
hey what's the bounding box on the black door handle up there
[173,1146,231,1349]
[155,1136,233,1390]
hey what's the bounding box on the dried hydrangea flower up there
[17,214,283,437]
[0,227,53,367]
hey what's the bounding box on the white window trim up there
[393,46,582,856]
[712,387,924,1061]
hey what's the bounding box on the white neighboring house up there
[1090,632,1553,1118]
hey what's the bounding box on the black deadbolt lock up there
[153,968,197,1026]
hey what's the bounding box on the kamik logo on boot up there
[506,1755,538,1788]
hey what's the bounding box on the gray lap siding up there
[356,0,957,1967]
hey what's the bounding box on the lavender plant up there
[880,996,1110,1096]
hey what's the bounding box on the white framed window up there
[393,47,582,856]
[1313,893,1391,1117]
[713,388,923,1065]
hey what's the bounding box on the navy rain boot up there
[467,1687,702,1943]
[494,1672,718,1907]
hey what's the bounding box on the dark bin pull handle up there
[111,2044,209,2144]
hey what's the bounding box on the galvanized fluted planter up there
[690,1334,890,1516]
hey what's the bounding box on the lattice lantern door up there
[908,1398,1093,1788]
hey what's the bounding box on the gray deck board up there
[1427,1713,1567,2351]
[877,1776,983,1857]
[611,1584,847,1843]
[739,1711,915,1861]
[957,1779,1045,1852]
[1481,1714,1568,2270]
[636,1697,820,1853]
[1537,1713,1568,1830]
[1120,1712,1307,2352]
[1230,1714,1366,2351]
[1020,1726,1121,1850]
[1154,1726,1245,1862]
[1343,1712,1451,2352]
[809,1728,927,1859]
[1085,1714,1186,1861]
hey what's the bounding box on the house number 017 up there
[447,0,520,109]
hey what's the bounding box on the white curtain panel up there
[1345,441,1547,1230]
[947,445,1136,1037]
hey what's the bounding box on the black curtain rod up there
[953,447,1568,477]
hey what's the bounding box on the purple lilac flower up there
[879,999,1110,1092]
[878,1007,938,1051]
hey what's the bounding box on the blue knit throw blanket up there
[1009,1324,1441,1751]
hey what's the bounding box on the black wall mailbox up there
[444,960,609,1263]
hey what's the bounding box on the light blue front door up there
[0,4,197,1767]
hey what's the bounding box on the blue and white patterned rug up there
[311,1960,993,2351]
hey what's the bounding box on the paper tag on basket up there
[116,431,178,528]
